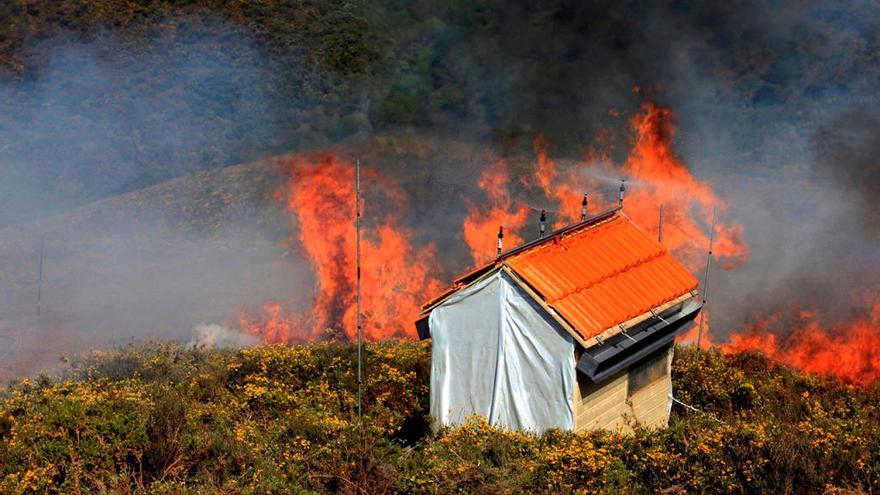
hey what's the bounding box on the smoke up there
[0,168,315,381]
[365,1,880,337]
[721,109,880,326]
[480,1,880,336]
[688,1,880,333]
[189,323,261,350]
[0,16,288,227]
[813,111,880,234]
[1,1,878,378]
[0,17,313,380]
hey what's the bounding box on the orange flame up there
[239,302,300,343]
[622,103,749,270]
[464,101,749,274]
[462,158,531,265]
[241,154,441,342]
[459,101,749,351]
[677,310,715,349]
[531,134,584,228]
[723,302,880,386]
[233,113,877,388]
[536,102,748,271]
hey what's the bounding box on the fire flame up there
[241,154,441,342]
[722,298,880,386]
[462,158,531,266]
[237,103,876,386]
[464,101,750,273]
[239,302,300,344]
[622,103,749,270]
[459,101,757,368]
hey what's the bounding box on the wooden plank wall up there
[573,344,674,433]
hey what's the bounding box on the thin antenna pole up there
[356,160,363,420]
[497,226,504,257]
[37,236,44,316]
[539,210,546,239]
[696,208,717,357]
[658,204,664,243]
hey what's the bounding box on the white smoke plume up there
[189,323,261,350]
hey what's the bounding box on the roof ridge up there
[508,212,623,262]
[495,206,622,260]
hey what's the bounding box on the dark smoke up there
[0,1,878,377]
[738,109,880,327]
[369,0,880,335]
[813,111,880,234]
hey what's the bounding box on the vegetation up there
[3,0,875,225]
[1,342,877,494]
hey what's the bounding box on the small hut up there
[415,206,701,433]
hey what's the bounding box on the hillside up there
[2,1,874,226]
[0,4,877,492]
[0,134,517,382]
[0,157,289,382]
[0,342,877,494]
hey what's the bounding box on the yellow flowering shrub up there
[0,342,877,493]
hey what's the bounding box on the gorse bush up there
[0,343,878,494]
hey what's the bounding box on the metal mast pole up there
[356,160,363,420]
[696,208,717,357]
[37,236,44,316]
[658,204,664,243]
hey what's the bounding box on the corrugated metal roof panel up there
[506,213,698,340]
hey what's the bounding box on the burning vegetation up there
[1,2,879,491]
[240,154,442,342]
[724,301,880,386]
[462,158,530,266]
[238,100,879,387]
[461,102,749,271]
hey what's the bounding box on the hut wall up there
[429,270,576,432]
[573,344,674,433]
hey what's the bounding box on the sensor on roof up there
[539,210,547,238]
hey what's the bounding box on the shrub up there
[1,342,878,493]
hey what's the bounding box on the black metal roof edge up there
[415,314,430,340]
[591,299,698,356]
[577,299,702,382]
[495,206,622,260]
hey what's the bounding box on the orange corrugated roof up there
[505,212,698,340]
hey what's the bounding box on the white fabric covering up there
[429,270,575,432]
